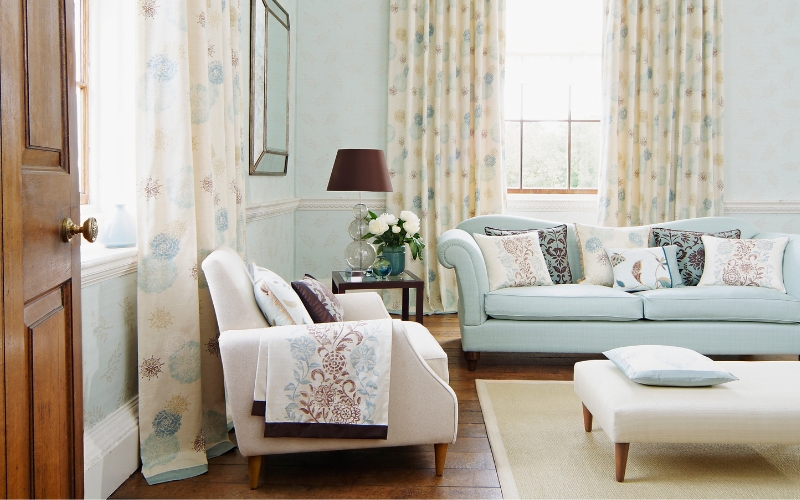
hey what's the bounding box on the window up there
[75,0,89,204]
[505,0,602,194]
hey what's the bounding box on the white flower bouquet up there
[362,210,425,260]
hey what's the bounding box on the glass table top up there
[333,270,421,284]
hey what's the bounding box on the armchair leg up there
[434,443,448,476]
[465,351,480,371]
[248,455,263,489]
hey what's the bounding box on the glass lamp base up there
[345,240,376,271]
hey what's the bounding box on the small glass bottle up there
[372,255,392,280]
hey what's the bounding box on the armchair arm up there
[336,291,391,321]
[436,229,489,326]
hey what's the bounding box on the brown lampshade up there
[326,149,393,192]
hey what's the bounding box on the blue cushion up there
[485,284,643,321]
[637,286,800,323]
[603,345,739,387]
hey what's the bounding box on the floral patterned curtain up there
[387,0,506,313]
[598,0,724,226]
[135,0,246,483]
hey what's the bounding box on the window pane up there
[522,122,567,189]
[570,122,601,189]
[505,84,522,120]
[523,84,568,120]
[505,121,521,188]
[74,0,82,80]
[572,83,601,120]
[77,89,85,195]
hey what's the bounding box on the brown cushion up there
[651,228,741,286]
[291,275,344,323]
[484,224,572,284]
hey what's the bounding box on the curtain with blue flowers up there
[387,0,506,314]
[135,0,245,483]
[598,0,724,226]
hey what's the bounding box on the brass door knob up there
[61,217,98,243]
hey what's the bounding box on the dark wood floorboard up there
[107,314,607,498]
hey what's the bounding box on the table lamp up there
[326,149,393,276]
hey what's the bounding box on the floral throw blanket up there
[252,319,392,439]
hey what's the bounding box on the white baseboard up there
[84,397,139,499]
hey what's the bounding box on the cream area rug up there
[476,380,800,499]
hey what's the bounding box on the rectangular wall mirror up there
[250,0,290,175]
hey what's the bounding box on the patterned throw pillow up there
[291,274,345,323]
[573,224,650,287]
[250,263,313,326]
[484,225,572,284]
[606,245,683,292]
[698,235,790,293]
[473,232,554,291]
[651,228,741,286]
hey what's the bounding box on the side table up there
[331,270,424,324]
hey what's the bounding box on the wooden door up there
[1,0,85,497]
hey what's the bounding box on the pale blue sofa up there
[437,216,800,370]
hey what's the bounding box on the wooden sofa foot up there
[615,443,629,482]
[582,403,593,432]
[465,351,480,371]
[248,455,262,489]
[434,443,448,476]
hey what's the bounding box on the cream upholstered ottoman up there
[574,360,800,482]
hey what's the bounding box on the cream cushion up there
[698,235,790,293]
[473,231,553,291]
[574,224,650,286]
[574,360,800,444]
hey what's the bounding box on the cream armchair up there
[202,246,458,489]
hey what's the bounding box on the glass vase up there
[372,255,392,280]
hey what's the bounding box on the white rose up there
[391,224,401,233]
[400,210,419,224]
[403,220,420,235]
[369,218,389,235]
[382,213,399,225]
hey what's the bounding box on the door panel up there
[25,0,66,152]
[27,286,74,499]
[1,0,84,497]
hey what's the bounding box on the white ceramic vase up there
[102,204,137,248]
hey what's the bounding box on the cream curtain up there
[387,0,506,313]
[135,0,246,483]
[598,0,724,226]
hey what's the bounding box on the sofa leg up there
[248,455,262,489]
[434,443,448,476]
[465,351,480,371]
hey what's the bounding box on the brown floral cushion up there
[484,224,572,284]
[651,228,741,286]
[291,275,344,323]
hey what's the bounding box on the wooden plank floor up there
[107,314,611,498]
[111,314,595,498]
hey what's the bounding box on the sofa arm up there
[437,229,489,326]
[336,291,392,321]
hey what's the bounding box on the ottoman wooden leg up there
[615,443,629,482]
[248,455,262,489]
[582,403,593,432]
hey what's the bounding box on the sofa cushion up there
[485,284,644,321]
[484,224,572,284]
[651,227,741,286]
[637,286,800,323]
